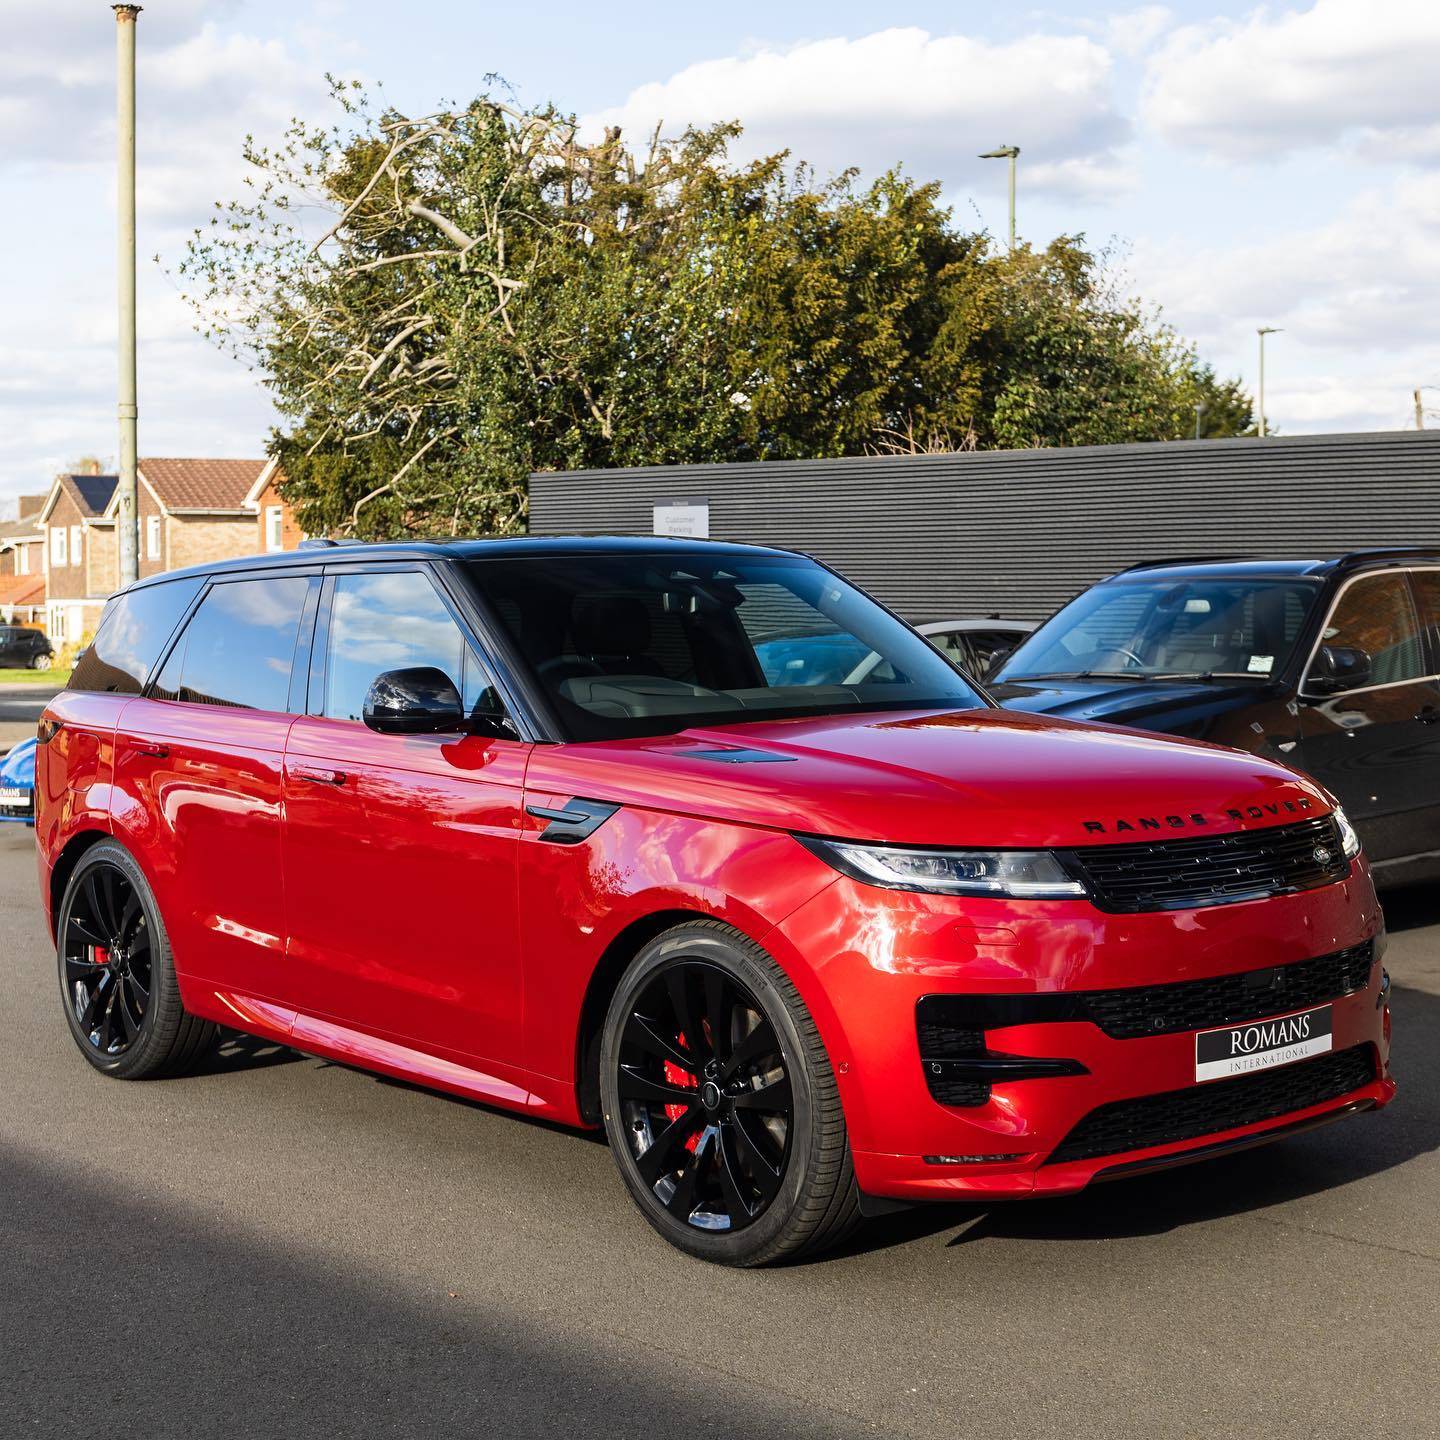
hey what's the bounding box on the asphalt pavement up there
[1,825,1437,1438]
[0,682,59,748]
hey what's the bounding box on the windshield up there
[465,552,985,740]
[995,576,1321,683]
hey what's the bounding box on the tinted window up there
[1313,574,1424,688]
[998,578,1320,681]
[1409,570,1440,672]
[465,552,982,740]
[155,577,309,711]
[323,570,488,723]
[69,577,203,694]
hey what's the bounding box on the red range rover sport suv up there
[36,539,1394,1265]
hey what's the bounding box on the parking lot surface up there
[1,826,1436,1438]
[0,683,59,748]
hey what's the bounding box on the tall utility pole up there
[114,5,141,587]
[979,146,1020,250]
[1417,388,1427,430]
[1257,326,1281,438]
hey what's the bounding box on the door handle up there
[135,743,169,759]
[293,765,347,786]
[1416,706,1440,725]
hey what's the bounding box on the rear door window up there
[68,577,204,694]
[153,576,310,712]
[1407,570,1440,676]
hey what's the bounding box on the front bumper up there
[768,860,1393,1203]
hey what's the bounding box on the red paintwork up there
[36,693,1392,1202]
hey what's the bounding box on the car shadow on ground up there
[0,1144,867,1440]
[1378,881,1438,933]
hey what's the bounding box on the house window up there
[17,544,28,575]
[147,515,162,561]
[265,505,285,552]
[70,525,83,566]
[51,607,66,642]
[51,528,67,567]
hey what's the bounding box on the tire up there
[599,919,860,1266]
[56,839,219,1079]
[31,653,52,672]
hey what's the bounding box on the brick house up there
[0,493,48,625]
[37,472,118,643]
[244,461,306,552]
[36,457,304,644]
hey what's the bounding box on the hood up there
[524,706,1329,850]
[987,675,1270,732]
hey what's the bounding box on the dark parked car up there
[0,625,54,670]
[989,548,1440,888]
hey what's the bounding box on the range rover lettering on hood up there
[1082,797,1316,835]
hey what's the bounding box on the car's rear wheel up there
[599,920,860,1266]
[56,840,218,1078]
[31,653,52,671]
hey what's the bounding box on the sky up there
[2,0,1438,512]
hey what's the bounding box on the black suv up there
[0,626,53,670]
[989,548,1440,888]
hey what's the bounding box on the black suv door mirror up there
[1306,643,1373,695]
[363,667,466,734]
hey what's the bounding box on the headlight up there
[1332,805,1361,859]
[797,836,1087,899]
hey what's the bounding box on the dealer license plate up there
[1195,1004,1332,1083]
[0,787,28,806]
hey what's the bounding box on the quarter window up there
[155,576,309,712]
[1312,574,1424,689]
[322,570,489,723]
[69,577,204,695]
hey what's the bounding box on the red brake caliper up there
[664,1032,702,1152]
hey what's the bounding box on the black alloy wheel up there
[616,959,792,1233]
[600,920,860,1266]
[57,840,219,1078]
[62,861,152,1058]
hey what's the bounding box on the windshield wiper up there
[1005,671,1158,683]
[1146,671,1267,683]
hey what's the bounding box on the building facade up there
[36,458,303,643]
[528,431,1440,623]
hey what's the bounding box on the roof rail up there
[1332,546,1440,570]
[1115,555,1256,573]
[297,536,367,550]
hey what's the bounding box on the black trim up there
[526,798,620,844]
[1091,1099,1376,1182]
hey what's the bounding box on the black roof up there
[1105,547,1440,584]
[127,534,801,591]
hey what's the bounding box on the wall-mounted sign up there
[653,499,709,539]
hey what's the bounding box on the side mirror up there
[982,642,1018,679]
[1306,644,1372,695]
[363,667,465,735]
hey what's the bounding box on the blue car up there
[0,736,36,826]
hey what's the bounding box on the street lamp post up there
[979,145,1020,251]
[114,4,142,586]
[1257,326,1282,438]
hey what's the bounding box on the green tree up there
[177,82,1252,538]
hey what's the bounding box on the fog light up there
[923,1153,1027,1166]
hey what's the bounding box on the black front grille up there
[1045,1045,1376,1165]
[1067,815,1349,912]
[1081,941,1374,1038]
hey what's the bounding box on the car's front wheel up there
[599,920,860,1266]
[56,840,218,1078]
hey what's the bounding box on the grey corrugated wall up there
[527,431,1440,622]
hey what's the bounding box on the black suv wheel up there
[599,920,859,1266]
[57,840,218,1078]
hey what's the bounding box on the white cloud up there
[1102,6,1176,60]
[1144,0,1440,162]
[1132,172,1440,432]
[585,26,1133,201]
